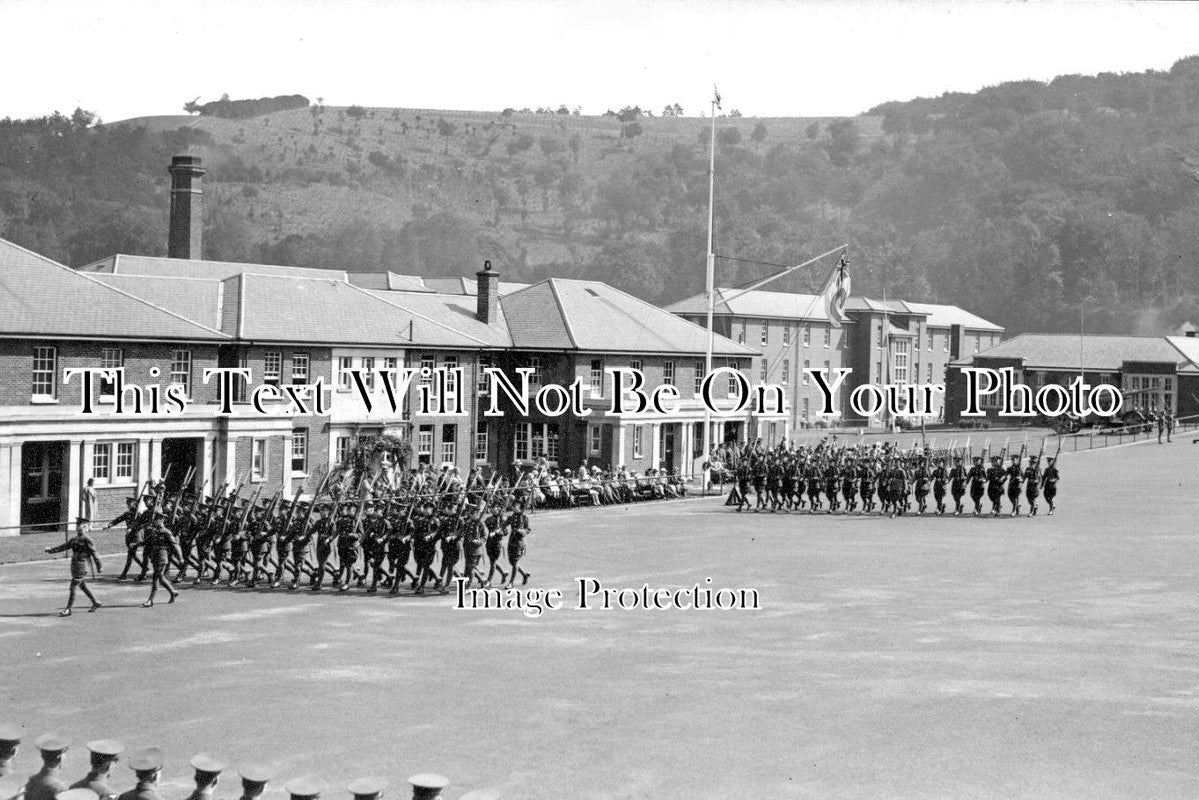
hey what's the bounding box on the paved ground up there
[2,440,1198,799]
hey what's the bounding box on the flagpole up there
[703,89,718,489]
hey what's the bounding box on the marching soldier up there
[1023,456,1042,516]
[142,512,180,607]
[182,755,224,800]
[117,749,164,800]
[505,502,531,587]
[362,503,390,593]
[44,525,103,616]
[69,740,123,800]
[482,507,508,588]
[412,503,440,595]
[108,497,146,582]
[931,457,948,515]
[985,455,1007,516]
[912,458,930,515]
[950,456,968,516]
[248,503,278,589]
[335,504,362,591]
[1042,456,1060,515]
[385,508,415,595]
[310,504,338,591]
[346,778,385,800]
[24,735,69,800]
[967,456,987,516]
[1005,454,1024,516]
[284,778,322,800]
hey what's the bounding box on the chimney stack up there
[168,155,205,259]
[476,259,499,324]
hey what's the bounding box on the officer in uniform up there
[362,502,390,593]
[949,456,968,516]
[44,526,103,616]
[505,503,531,587]
[1023,456,1042,516]
[108,497,145,581]
[1005,454,1024,516]
[0,726,20,777]
[117,749,164,800]
[310,504,338,591]
[931,457,948,515]
[335,504,362,591]
[24,735,69,800]
[69,740,123,800]
[985,455,1007,516]
[482,508,508,588]
[912,458,930,515]
[346,778,385,800]
[248,503,278,589]
[407,774,448,800]
[237,766,273,800]
[182,755,223,800]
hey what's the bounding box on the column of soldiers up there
[0,729,453,800]
[52,464,536,614]
[721,436,1061,519]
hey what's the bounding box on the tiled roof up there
[84,254,349,282]
[507,279,758,356]
[954,333,1187,371]
[844,297,922,315]
[1164,336,1199,374]
[347,272,432,292]
[235,275,496,348]
[905,302,1004,332]
[422,276,530,296]
[666,287,832,321]
[0,238,229,341]
[91,274,225,331]
[364,290,513,348]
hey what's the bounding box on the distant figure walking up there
[45,523,103,616]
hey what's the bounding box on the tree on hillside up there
[539,136,564,159]
[751,121,767,149]
[506,133,535,157]
[717,126,741,147]
[621,122,643,140]
[568,133,581,164]
[617,106,643,123]
[825,119,859,166]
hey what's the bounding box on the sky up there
[2,0,1198,122]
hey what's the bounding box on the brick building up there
[666,288,1004,434]
[0,157,754,534]
[944,333,1199,423]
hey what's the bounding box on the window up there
[528,355,541,387]
[475,425,489,462]
[546,423,559,460]
[514,424,529,462]
[442,355,458,397]
[632,425,643,459]
[292,429,308,474]
[251,438,267,481]
[531,424,546,459]
[590,359,603,394]
[876,361,883,381]
[418,425,434,464]
[362,356,376,390]
[927,363,934,383]
[782,325,791,346]
[383,356,398,392]
[727,359,739,395]
[802,398,810,419]
[93,444,111,481]
[943,334,949,352]
[893,339,910,383]
[170,349,192,396]
[823,325,831,348]
[291,353,309,385]
[768,422,778,445]
[588,424,602,454]
[759,359,768,383]
[973,333,981,354]
[335,436,352,466]
[802,359,810,385]
[338,356,354,390]
[477,354,492,393]
[927,330,934,351]
[761,323,768,347]
[631,359,643,375]
[663,360,675,386]
[264,351,282,386]
[116,442,136,481]
[737,325,746,345]
[781,359,790,383]
[420,354,435,385]
[914,361,920,383]
[32,346,56,398]
[693,360,704,395]
[802,323,811,347]
[100,347,123,399]
[234,352,249,403]
[824,360,831,379]
[441,424,457,464]
[877,325,885,348]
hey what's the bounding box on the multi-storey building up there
[666,288,1004,434]
[0,156,755,534]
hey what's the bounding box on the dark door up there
[161,437,200,494]
[21,441,66,531]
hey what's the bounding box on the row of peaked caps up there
[0,730,492,800]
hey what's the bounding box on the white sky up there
[2,0,1197,121]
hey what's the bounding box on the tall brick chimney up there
[168,155,205,259]
[476,259,499,324]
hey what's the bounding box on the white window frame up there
[442,355,458,398]
[590,358,603,396]
[477,354,492,394]
[264,351,282,386]
[418,425,434,462]
[760,323,768,347]
[292,429,308,476]
[475,425,489,463]
[115,441,136,482]
[528,355,541,387]
[335,435,352,466]
[802,323,811,347]
[291,353,310,385]
[420,354,436,386]
[782,324,791,346]
[93,443,112,482]
[100,347,123,400]
[802,359,810,385]
[514,424,529,462]
[759,359,768,383]
[693,360,704,395]
[338,356,354,391]
[823,325,831,348]
[781,359,790,384]
[251,438,267,482]
[663,360,675,386]
[440,424,457,465]
[170,349,192,397]
[588,423,602,455]
[632,425,643,459]
[32,346,57,399]
[362,356,376,390]
[893,339,910,383]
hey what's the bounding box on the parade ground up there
[3,440,1199,799]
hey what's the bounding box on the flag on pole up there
[713,85,722,110]
[819,253,851,327]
